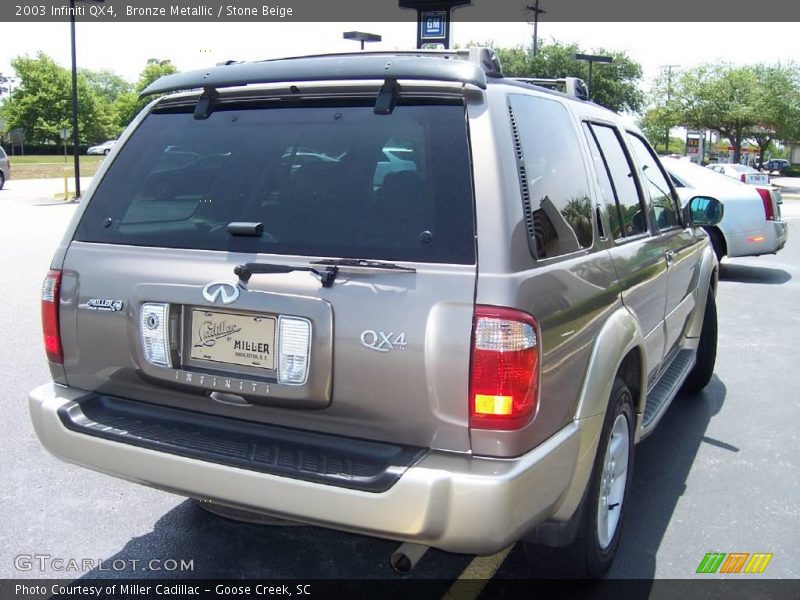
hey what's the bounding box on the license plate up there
[190,309,276,370]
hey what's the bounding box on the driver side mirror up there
[684,195,723,227]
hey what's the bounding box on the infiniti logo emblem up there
[202,282,240,305]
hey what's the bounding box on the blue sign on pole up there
[420,10,447,39]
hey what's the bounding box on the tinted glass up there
[626,133,680,230]
[583,123,624,239]
[509,94,594,258]
[75,102,476,264]
[588,124,648,239]
[0,146,6,159]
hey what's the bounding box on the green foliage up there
[783,165,800,176]
[81,69,132,105]
[0,53,114,145]
[113,58,178,131]
[492,41,644,113]
[748,64,800,164]
[647,62,800,163]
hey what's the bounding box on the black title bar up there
[3,0,800,22]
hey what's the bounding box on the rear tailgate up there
[58,96,478,452]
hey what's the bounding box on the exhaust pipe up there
[390,542,430,575]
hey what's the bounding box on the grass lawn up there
[8,155,105,179]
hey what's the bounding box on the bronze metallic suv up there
[29,49,722,577]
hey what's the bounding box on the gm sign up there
[421,11,446,39]
[399,0,473,49]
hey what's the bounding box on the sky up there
[1,21,799,96]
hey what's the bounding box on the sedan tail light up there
[756,187,775,221]
[740,174,747,183]
[41,270,63,364]
[469,306,540,430]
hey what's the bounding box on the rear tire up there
[0,171,5,190]
[523,378,635,578]
[682,289,717,393]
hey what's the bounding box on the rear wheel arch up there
[573,307,645,422]
[616,347,645,416]
[704,226,727,262]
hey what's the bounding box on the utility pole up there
[525,1,545,58]
[69,0,81,200]
[661,64,679,154]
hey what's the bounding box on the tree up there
[0,53,115,145]
[672,64,760,164]
[492,41,644,113]
[748,64,800,165]
[639,67,683,153]
[113,58,178,131]
[81,68,131,105]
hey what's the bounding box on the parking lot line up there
[441,546,513,600]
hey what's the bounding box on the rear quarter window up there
[507,93,594,259]
[75,100,476,265]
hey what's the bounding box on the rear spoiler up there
[138,49,504,99]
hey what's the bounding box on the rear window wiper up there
[235,258,415,290]
[309,258,416,273]
[235,262,338,288]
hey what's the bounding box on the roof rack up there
[139,48,504,99]
[514,77,590,101]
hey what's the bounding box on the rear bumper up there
[29,382,593,554]
[727,219,788,257]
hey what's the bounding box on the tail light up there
[740,174,747,183]
[469,306,540,430]
[278,316,311,385]
[41,270,63,364]
[141,303,172,368]
[756,187,775,221]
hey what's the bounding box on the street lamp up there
[343,31,382,51]
[68,0,105,200]
[571,53,613,101]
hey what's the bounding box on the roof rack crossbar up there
[139,48,503,99]
[514,77,590,101]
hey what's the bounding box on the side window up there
[626,133,681,230]
[587,124,649,239]
[508,94,594,259]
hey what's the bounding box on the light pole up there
[68,0,105,200]
[571,53,613,102]
[343,31,382,51]
[525,1,546,58]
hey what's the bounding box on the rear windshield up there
[75,100,476,264]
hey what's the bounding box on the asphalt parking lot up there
[1,178,798,590]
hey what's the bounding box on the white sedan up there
[87,140,117,155]
[707,162,769,186]
[663,157,788,261]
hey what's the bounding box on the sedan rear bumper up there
[728,219,788,257]
[30,383,597,554]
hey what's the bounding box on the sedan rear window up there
[75,100,476,265]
